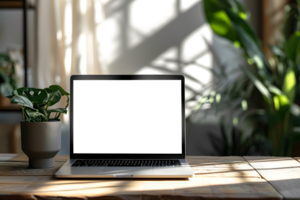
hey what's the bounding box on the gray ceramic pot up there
[21,120,61,169]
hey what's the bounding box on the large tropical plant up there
[192,0,300,156]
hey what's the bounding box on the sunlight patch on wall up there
[64,2,72,44]
[94,0,104,24]
[78,33,87,74]
[65,48,72,75]
[80,0,87,14]
[64,0,72,75]
[56,30,62,41]
[195,53,213,69]
[128,0,177,48]
[180,0,202,13]
[182,24,212,62]
[97,12,122,66]
[101,0,112,5]
[136,67,165,74]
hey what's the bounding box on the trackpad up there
[100,167,154,175]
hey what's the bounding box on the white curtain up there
[36,0,103,91]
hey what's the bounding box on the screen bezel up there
[70,74,185,159]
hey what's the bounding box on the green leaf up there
[225,7,260,46]
[230,0,247,20]
[13,87,29,96]
[5,95,13,100]
[0,53,10,61]
[63,95,70,111]
[285,31,300,64]
[225,8,272,81]
[203,0,239,45]
[11,95,33,108]
[47,108,67,114]
[273,95,290,111]
[0,82,13,96]
[25,108,46,122]
[44,88,53,94]
[49,85,70,96]
[36,105,48,121]
[0,71,10,83]
[270,45,285,58]
[283,67,296,102]
[44,88,54,100]
[47,90,62,106]
[267,84,292,112]
[242,67,271,103]
[13,88,48,105]
[268,84,284,95]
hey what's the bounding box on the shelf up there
[0,1,35,9]
[0,104,21,112]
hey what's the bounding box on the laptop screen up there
[73,79,182,154]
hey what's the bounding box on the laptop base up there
[55,159,194,178]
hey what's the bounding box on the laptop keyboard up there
[72,160,181,167]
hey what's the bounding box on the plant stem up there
[22,106,25,121]
[65,96,69,109]
[36,104,48,121]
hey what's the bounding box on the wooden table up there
[1,154,300,200]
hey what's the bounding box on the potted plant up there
[6,85,70,168]
[0,53,17,106]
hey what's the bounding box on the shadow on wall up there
[107,1,206,74]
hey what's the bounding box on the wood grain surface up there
[188,156,260,178]
[0,155,283,200]
[294,157,300,163]
[0,176,282,199]
[244,156,300,200]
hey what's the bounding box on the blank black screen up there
[75,81,180,154]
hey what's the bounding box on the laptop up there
[55,74,194,178]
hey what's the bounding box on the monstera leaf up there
[44,88,62,107]
[10,95,33,108]
[13,87,48,105]
[49,85,70,96]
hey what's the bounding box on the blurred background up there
[0,0,299,156]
